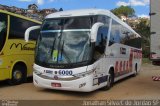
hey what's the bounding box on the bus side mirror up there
[25,26,41,42]
[91,22,104,42]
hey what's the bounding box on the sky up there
[0,0,150,18]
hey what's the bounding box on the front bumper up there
[33,73,94,92]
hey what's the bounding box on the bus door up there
[93,26,108,74]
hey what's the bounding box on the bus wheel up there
[102,69,114,90]
[8,64,26,85]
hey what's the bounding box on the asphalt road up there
[0,63,160,100]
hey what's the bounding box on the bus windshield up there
[0,13,7,52]
[35,30,92,68]
[35,16,109,68]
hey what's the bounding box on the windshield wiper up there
[61,40,71,63]
[51,38,56,57]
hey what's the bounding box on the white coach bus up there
[25,9,142,92]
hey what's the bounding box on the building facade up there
[150,0,160,64]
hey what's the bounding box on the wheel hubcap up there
[13,70,22,80]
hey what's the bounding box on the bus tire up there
[102,68,114,90]
[8,64,27,85]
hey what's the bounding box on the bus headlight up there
[33,69,42,75]
[73,69,95,78]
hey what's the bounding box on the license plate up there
[51,83,61,87]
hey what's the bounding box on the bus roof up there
[46,9,140,37]
[0,9,42,24]
[46,9,111,18]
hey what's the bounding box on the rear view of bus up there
[25,9,141,92]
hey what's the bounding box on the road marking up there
[152,76,160,81]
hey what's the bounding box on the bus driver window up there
[94,26,108,60]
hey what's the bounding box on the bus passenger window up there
[109,20,121,46]
[9,16,39,39]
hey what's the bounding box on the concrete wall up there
[150,0,160,56]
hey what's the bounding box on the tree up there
[111,6,135,18]
[59,8,63,11]
[135,19,150,58]
[28,4,38,10]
